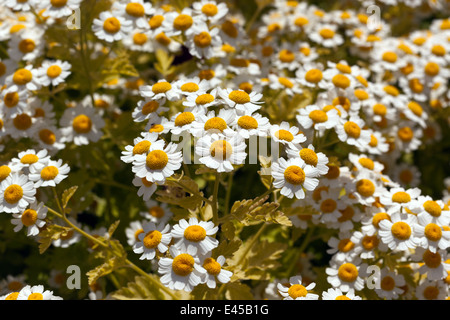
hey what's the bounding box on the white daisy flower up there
[171,217,219,255]
[321,288,362,300]
[139,79,180,101]
[144,116,172,135]
[192,0,228,24]
[162,7,197,37]
[412,248,450,281]
[412,196,450,226]
[349,170,384,206]
[120,132,162,163]
[309,23,344,48]
[10,149,50,173]
[168,109,205,136]
[190,108,236,138]
[173,77,211,98]
[35,124,66,152]
[269,121,306,149]
[59,104,105,145]
[6,65,41,91]
[92,11,133,43]
[374,268,405,300]
[133,221,172,260]
[231,112,271,139]
[286,144,329,176]
[7,29,45,62]
[123,28,154,52]
[112,0,155,29]
[391,122,423,153]
[379,187,421,214]
[0,173,36,214]
[296,62,329,89]
[195,132,247,173]
[28,159,70,188]
[296,105,340,132]
[326,231,359,264]
[361,131,389,155]
[132,141,183,183]
[348,153,384,175]
[326,259,367,293]
[314,187,347,224]
[271,157,319,199]
[200,254,232,289]
[140,200,173,224]
[37,0,82,19]
[218,88,264,114]
[378,213,418,252]
[185,23,222,59]
[158,245,207,292]
[415,279,448,300]
[11,201,47,237]
[16,285,63,300]
[125,220,145,246]
[7,110,39,139]
[413,214,450,253]
[132,175,158,202]
[335,116,371,149]
[0,86,28,118]
[277,276,318,300]
[182,88,221,113]
[36,59,71,87]
[0,274,27,296]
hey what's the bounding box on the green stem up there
[212,172,221,224]
[235,223,268,268]
[224,172,234,216]
[285,226,315,277]
[167,177,211,204]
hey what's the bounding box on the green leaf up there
[61,186,78,209]
[154,48,175,78]
[38,224,73,254]
[225,283,254,300]
[156,175,205,210]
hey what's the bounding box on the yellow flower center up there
[361,235,379,250]
[391,221,411,240]
[299,148,318,166]
[423,286,439,300]
[195,93,215,105]
[338,263,358,282]
[142,101,159,115]
[424,223,442,242]
[21,208,38,227]
[13,68,33,85]
[180,82,199,93]
[392,191,411,203]
[149,124,164,133]
[423,200,442,217]
[148,205,164,218]
[152,81,172,94]
[336,63,352,74]
[50,0,67,7]
[325,165,340,180]
[321,198,337,213]
[338,238,355,252]
[409,78,424,93]
[94,99,109,109]
[202,3,218,16]
[275,129,294,142]
[172,253,195,276]
[184,225,207,242]
[332,96,351,111]
[4,184,24,204]
[28,293,44,300]
[356,179,375,197]
[237,115,258,130]
[72,114,92,134]
[203,257,221,275]
[332,74,351,89]
[424,62,440,76]
[4,92,19,108]
[407,101,423,116]
[210,140,232,160]
[20,154,38,165]
[423,250,442,269]
[134,228,144,241]
[343,121,361,138]
[5,292,19,300]
[338,206,355,222]
[335,295,351,300]
[132,140,151,155]
[198,69,215,80]
[173,14,193,31]
[383,85,399,96]
[221,20,238,38]
[143,230,162,249]
[149,15,164,29]
[47,65,62,78]
[288,284,308,299]
[294,16,308,27]
[304,69,323,84]
[358,157,374,170]
[39,129,56,145]
[0,165,11,182]
[175,112,195,127]
[146,150,169,170]
[228,90,250,104]
[18,39,36,54]
[238,81,252,93]
[372,212,390,228]
[13,113,32,130]
[204,117,227,132]
[279,49,295,63]
[431,45,445,56]
[308,110,328,123]
[369,134,378,147]
[319,28,335,39]
[278,77,294,88]
[126,3,145,17]
[284,165,305,185]
[354,89,369,100]
[382,51,398,63]
[194,31,212,48]
[41,166,59,181]
[103,17,121,34]
[397,126,413,142]
[155,32,171,46]
[133,32,148,45]
[380,276,396,291]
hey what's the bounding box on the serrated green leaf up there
[38,224,73,254]
[61,186,78,209]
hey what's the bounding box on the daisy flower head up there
[351,230,386,260]
[173,77,211,98]
[171,217,218,256]
[182,88,221,113]
[37,0,82,19]
[6,64,41,91]
[139,79,180,101]
[413,196,450,226]
[125,220,145,246]
[36,59,71,87]
[286,144,329,177]
[267,73,303,96]
[28,158,70,188]
[123,28,154,52]
[17,285,63,300]
[392,121,423,153]
[92,10,133,43]
[8,29,45,63]
[277,275,319,300]
[168,109,205,136]
[379,186,421,215]
[374,267,406,300]
[349,170,384,206]
[335,115,371,149]
[218,88,264,115]
[326,231,360,264]
[412,247,450,281]
[415,279,448,300]
[270,121,306,149]
[133,221,171,260]
[158,245,207,292]
[378,212,418,252]
[361,130,390,155]
[413,213,450,253]
[132,141,182,183]
[309,23,344,48]
[200,254,233,289]
[321,288,362,300]
[192,0,229,24]
[132,175,158,202]
[0,274,27,296]
[271,157,319,200]
[112,0,155,29]
[348,153,384,176]
[313,187,348,225]
[296,62,329,89]
[10,149,50,173]
[11,201,47,237]
[120,132,162,164]
[0,86,28,118]
[141,200,174,224]
[7,110,40,139]
[59,103,105,145]
[326,259,367,293]
[0,173,36,214]
[231,112,271,139]
[162,7,197,37]
[35,124,66,152]
[296,104,340,132]
[185,22,222,59]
